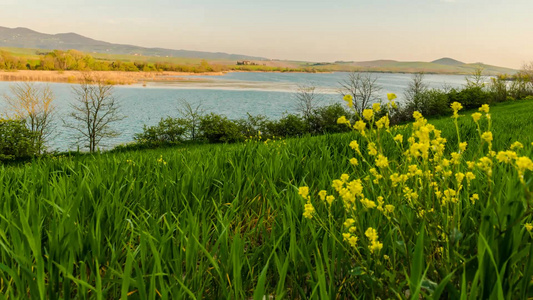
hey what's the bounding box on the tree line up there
[0,49,315,73]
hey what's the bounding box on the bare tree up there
[519,62,533,93]
[403,73,428,111]
[65,73,125,152]
[177,99,205,141]
[339,72,382,116]
[294,84,321,119]
[465,66,485,88]
[3,82,55,153]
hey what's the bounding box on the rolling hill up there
[0,26,517,74]
[0,26,267,61]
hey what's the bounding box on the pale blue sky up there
[2,0,531,68]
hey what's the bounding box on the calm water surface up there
[0,72,468,151]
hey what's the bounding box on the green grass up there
[0,99,533,298]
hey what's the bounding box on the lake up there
[0,72,468,151]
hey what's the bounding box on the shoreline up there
[0,70,229,85]
[0,69,473,86]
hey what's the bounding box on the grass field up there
[1,99,533,298]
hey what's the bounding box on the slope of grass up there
[0,99,532,298]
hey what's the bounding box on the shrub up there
[199,113,243,143]
[0,118,38,161]
[134,117,187,146]
[448,86,491,109]
[265,114,308,138]
[309,103,353,134]
[236,113,269,138]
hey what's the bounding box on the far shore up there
[0,70,229,85]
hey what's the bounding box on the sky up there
[1,0,532,68]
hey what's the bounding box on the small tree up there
[339,72,382,117]
[294,84,320,119]
[177,99,204,141]
[403,73,428,113]
[65,73,125,152]
[0,118,38,161]
[519,62,533,95]
[465,66,485,88]
[293,84,322,133]
[3,82,55,153]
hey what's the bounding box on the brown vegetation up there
[0,70,226,85]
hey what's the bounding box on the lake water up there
[0,72,468,151]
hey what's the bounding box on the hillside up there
[0,26,517,75]
[309,58,516,75]
[431,57,465,66]
[0,26,267,61]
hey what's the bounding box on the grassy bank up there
[0,99,532,298]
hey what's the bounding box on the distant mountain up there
[326,58,516,75]
[431,57,465,66]
[0,26,267,61]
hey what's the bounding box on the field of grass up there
[1,99,533,298]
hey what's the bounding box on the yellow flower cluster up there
[157,155,167,165]
[365,227,383,254]
[298,97,533,268]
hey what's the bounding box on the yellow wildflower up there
[455,172,465,184]
[516,156,533,182]
[375,116,390,129]
[362,109,374,121]
[466,172,476,182]
[344,218,355,228]
[496,150,517,163]
[318,190,327,201]
[343,94,354,108]
[471,112,482,122]
[372,102,381,112]
[451,101,463,118]
[340,173,350,182]
[481,132,493,143]
[525,223,533,232]
[348,236,358,248]
[368,142,378,156]
[394,134,403,143]
[337,116,351,125]
[510,141,524,151]
[299,186,310,200]
[349,140,360,152]
[470,194,479,204]
[303,202,315,219]
[479,104,490,113]
[326,195,335,205]
[375,155,389,168]
[349,157,359,166]
[360,198,377,209]
[387,93,397,101]
[353,120,366,132]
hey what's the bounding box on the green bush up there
[199,113,243,143]
[236,113,269,138]
[134,117,187,147]
[0,119,38,161]
[309,103,353,134]
[265,114,309,138]
[448,86,492,109]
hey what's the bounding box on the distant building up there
[237,60,258,66]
